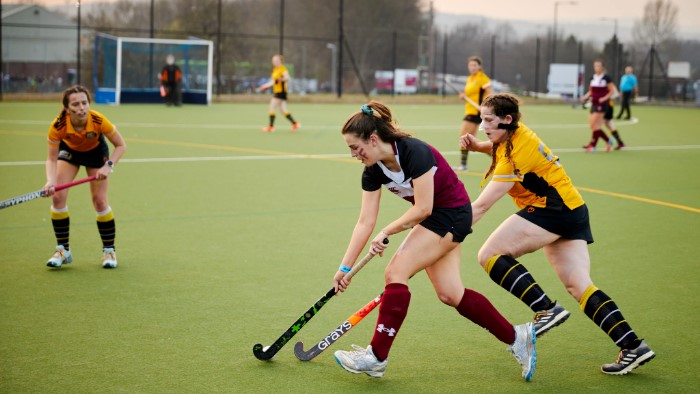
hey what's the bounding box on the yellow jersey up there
[271,65,288,94]
[48,110,117,152]
[464,71,491,116]
[491,123,584,210]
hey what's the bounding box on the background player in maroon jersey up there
[580,60,617,152]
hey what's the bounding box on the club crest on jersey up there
[376,324,396,337]
[58,150,72,160]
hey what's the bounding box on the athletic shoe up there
[452,164,468,171]
[334,344,388,378]
[47,245,72,268]
[601,340,655,375]
[291,122,301,132]
[261,126,275,133]
[615,143,625,151]
[508,322,536,381]
[102,247,118,269]
[584,145,595,152]
[533,301,570,337]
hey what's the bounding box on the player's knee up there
[435,290,461,307]
[476,247,495,268]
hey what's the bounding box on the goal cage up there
[93,33,214,105]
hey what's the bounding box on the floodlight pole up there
[337,0,344,98]
[76,0,81,84]
[326,43,337,94]
[552,1,576,63]
[279,0,285,55]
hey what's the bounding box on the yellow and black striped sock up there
[284,112,296,124]
[268,113,276,127]
[484,254,553,311]
[50,207,70,250]
[460,149,469,166]
[579,284,640,349]
[96,208,116,250]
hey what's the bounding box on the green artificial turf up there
[0,100,698,392]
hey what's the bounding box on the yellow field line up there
[128,137,357,164]
[576,186,700,214]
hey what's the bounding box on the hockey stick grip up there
[342,238,388,282]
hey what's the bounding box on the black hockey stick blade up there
[253,287,336,361]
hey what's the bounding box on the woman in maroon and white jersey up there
[330,101,536,381]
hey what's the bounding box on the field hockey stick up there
[252,238,388,361]
[0,175,97,210]
[444,77,483,108]
[293,292,382,361]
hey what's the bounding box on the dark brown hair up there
[341,100,410,143]
[62,85,91,108]
[481,93,522,181]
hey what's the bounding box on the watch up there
[106,160,114,167]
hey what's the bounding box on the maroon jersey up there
[361,138,470,208]
[589,73,612,105]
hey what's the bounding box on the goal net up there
[93,33,213,105]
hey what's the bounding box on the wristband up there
[339,264,352,273]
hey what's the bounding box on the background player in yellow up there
[455,56,492,171]
[43,85,127,269]
[257,54,300,132]
[460,93,654,375]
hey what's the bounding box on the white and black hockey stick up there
[0,175,96,210]
[294,292,382,361]
[252,239,388,361]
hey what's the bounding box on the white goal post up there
[94,33,214,105]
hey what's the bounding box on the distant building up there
[2,4,89,92]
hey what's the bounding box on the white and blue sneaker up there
[509,322,537,381]
[47,245,72,268]
[334,345,388,378]
[101,247,117,269]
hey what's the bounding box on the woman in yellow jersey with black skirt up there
[258,54,300,133]
[455,56,492,171]
[43,85,126,269]
[461,93,654,376]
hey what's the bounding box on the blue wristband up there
[339,264,352,273]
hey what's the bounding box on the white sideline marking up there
[2,145,699,167]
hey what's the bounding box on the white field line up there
[2,145,700,166]
[0,118,639,131]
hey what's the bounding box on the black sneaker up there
[601,340,655,375]
[533,301,570,337]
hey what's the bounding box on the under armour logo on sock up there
[376,324,396,337]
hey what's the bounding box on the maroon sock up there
[591,130,603,146]
[456,289,515,344]
[599,130,610,142]
[370,283,411,361]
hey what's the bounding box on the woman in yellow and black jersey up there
[454,56,493,171]
[461,93,654,376]
[42,85,127,269]
[257,54,300,133]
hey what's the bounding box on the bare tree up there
[632,0,678,46]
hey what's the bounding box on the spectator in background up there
[160,54,182,106]
[617,66,638,120]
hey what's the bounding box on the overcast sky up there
[430,0,699,32]
[17,0,700,38]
